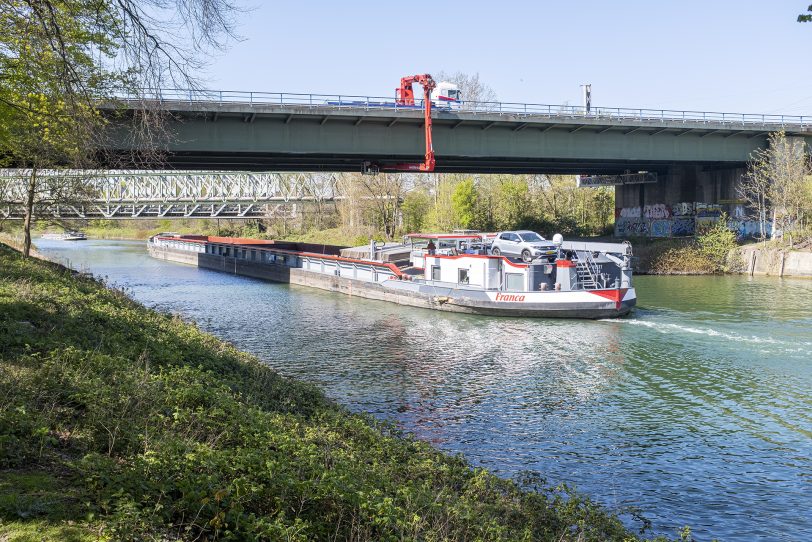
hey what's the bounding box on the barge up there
[147,233,636,319]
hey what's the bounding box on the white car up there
[489,230,558,262]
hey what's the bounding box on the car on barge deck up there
[148,232,636,319]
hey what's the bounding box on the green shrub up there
[644,216,739,274]
[696,214,738,272]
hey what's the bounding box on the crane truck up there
[329,74,459,174]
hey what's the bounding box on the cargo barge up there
[147,233,636,319]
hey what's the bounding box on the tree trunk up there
[22,168,37,258]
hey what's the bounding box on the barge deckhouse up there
[148,233,636,318]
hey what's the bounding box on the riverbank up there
[0,243,679,541]
[634,238,812,278]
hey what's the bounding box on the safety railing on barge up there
[151,236,401,283]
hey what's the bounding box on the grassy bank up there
[0,244,682,541]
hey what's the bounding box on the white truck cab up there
[432,81,461,108]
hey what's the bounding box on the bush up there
[697,215,738,271]
[646,216,739,274]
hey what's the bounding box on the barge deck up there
[148,234,636,319]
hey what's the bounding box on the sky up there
[203,1,812,116]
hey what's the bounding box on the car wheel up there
[521,249,533,263]
[491,247,501,256]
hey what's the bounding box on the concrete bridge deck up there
[107,90,812,174]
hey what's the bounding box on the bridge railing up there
[121,89,810,129]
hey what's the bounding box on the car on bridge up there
[489,230,558,262]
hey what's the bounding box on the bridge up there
[0,171,338,219]
[4,90,811,224]
[107,89,812,174]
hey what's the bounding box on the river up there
[36,239,812,542]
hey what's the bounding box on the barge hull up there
[149,244,635,319]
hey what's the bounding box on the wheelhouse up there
[405,233,485,268]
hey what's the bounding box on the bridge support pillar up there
[614,165,748,238]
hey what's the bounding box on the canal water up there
[37,239,812,542]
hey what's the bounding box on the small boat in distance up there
[41,231,87,241]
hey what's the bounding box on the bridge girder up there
[0,171,339,219]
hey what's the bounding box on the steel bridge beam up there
[0,170,339,219]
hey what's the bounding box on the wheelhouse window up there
[431,266,441,281]
[505,273,524,291]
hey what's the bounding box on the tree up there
[743,131,811,242]
[401,189,431,233]
[451,178,477,229]
[338,172,404,240]
[799,4,812,22]
[768,132,809,241]
[493,176,530,230]
[425,177,456,231]
[434,71,497,108]
[0,0,239,257]
[0,1,109,255]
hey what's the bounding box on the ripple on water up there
[36,241,812,542]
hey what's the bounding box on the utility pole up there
[581,84,592,114]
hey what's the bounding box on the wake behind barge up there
[147,233,636,319]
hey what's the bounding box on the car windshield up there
[518,232,544,243]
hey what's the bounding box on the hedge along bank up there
[0,243,689,541]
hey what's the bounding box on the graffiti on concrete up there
[615,202,765,238]
[615,218,649,237]
[695,203,722,217]
[619,206,641,218]
[644,204,671,219]
[671,202,695,216]
[650,219,671,237]
[727,219,773,238]
[671,218,696,237]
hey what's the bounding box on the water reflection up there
[37,240,812,541]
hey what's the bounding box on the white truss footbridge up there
[0,170,340,219]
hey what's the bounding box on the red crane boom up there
[391,74,436,172]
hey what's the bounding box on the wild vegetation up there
[638,217,740,274]
[338,173,614,241]
[741,131,812,246]
[0,244,692,541]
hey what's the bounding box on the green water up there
[38,240,812,541]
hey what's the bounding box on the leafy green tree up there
[425,177,456,231]
[401,189,431,233]
[0,0,238,257]
[799,4,812,22]
[451,177,477,229]
[0,0,114,256]
[493,176,530,230]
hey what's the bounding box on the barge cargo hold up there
[147,234,637,319]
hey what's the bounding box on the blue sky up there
[205,1,812,115]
